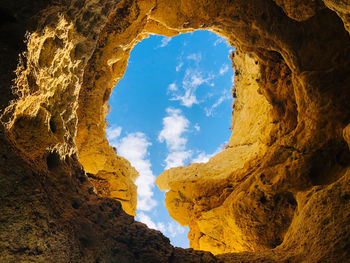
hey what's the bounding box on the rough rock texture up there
[0,0,350,262]
[323,0,350,33]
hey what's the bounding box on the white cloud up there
[106,126,122,141]
[169,51,227,108]
[186,52,202,62]
[204,90,232,117]
[159,37,172,48]
[214,37,224,46]
[214,36,230,47]
[137,212,166,232]
[167,222,185,238]
[191,152,212,163]
[137,213,186,239]
[111,132,157,211]
[191,144,223,164]
[169,69,213,107]
[176,61,184,72]
[158,108,189,151]
[107,126,190,238]
[164,150,192,169]
[194,124,200,132]
[158,108,193,169]
[168,83,178,92]
[187,71,207,86]
[173,93,198,107]
[219,64,229,75]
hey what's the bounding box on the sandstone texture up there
[0,0,350,262]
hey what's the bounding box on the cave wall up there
[0,0,349,262]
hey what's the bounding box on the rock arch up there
[0,0,350,262]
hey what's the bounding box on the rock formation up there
[0,0,349,262]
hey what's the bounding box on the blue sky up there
[106,30,234,248]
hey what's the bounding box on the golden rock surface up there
[0,0,349,262]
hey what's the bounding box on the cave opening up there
[2,0,350,261]
[73,1,281,252]
[105,30,234,247]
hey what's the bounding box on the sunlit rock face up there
[0,0,349,262]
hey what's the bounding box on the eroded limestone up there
[0,0,349,262]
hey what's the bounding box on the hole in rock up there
[106,31,235,247]
[49,117,57,133]
[46,151,61,170]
